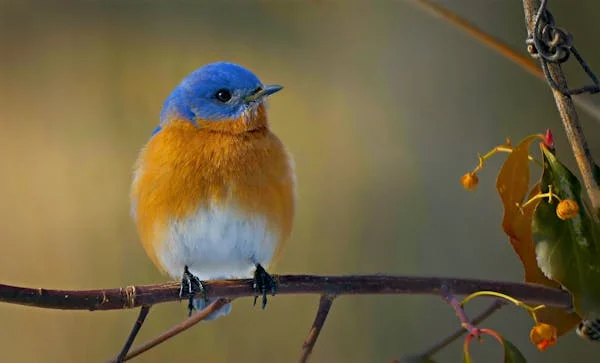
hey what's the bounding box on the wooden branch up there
[522,0,600,211]
[412,0,539,77]
[0,275,571,311]
[299,294,336,363]
[108,298,231,362]
[115,306,151,362]
[440,286,480,336]
[408,0,600,124]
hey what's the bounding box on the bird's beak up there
[244,84,283,102]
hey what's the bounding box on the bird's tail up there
[193,298,232,321]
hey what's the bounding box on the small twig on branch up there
[115,305,151,363]
[407,0,600,124]
[522,0,600,211]
[440,286,480,336]
[107,298,231,363]
[394,288,491,362]
[299,294,336,363]
[0,275,572,311]
[400,300,505,362]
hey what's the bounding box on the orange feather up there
[131,105,295,273]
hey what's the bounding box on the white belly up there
[155,202,278,280]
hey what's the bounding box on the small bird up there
[130,62,296,319]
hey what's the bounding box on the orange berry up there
[461,173,479,191]
[529,323,557,351]
[556,199,579,220]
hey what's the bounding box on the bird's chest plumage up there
[131,121,295,280]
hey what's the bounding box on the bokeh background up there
[1,1,600,362]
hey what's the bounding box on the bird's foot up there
[252,264,277,309]
[179,266,206,316]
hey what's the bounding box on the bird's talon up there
[180,266,205,316]
[252,264,277,310]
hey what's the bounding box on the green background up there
[1,1,600,362]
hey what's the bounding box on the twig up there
[440,286,480,336]
[0,275,572,311]
[411,0,539,76]
[407,0,600,124]
[107,298,231,362]
[299,294,336,363]
[522,0,600,211]
[115,305,151,362]
[401,300,505,361]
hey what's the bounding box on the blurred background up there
[1,1,600,362]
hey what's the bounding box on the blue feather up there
[159,62,264,125]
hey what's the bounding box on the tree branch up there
[522,0,600,211]
[408,0,600,125]
[115,305,151,362]
[108,298,231,362]
[440,286,481,336]
[0,275,571,311]
[299,294,336,363]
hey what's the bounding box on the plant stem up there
[115,305,151,362]
[407,0,600,125]
[107,299,230,362]
[299,294,336,363]
[406,300,505,360]
[522,0,600,212]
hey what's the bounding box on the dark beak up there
[244,84,283,102]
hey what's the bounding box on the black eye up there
[215,89,232,102]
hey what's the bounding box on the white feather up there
[156,202,278,281]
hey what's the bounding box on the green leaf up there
[594,162,600,185]
[503,338,527,363]
[532,145,600,317]
[593,162,600,217]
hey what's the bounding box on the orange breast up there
[131,117,295,273]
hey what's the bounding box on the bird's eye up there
[215,89,232,102]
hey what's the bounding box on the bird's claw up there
[179,266,206,316]
[252,264,277,309]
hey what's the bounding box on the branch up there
[407,0,600,125]
[522,0,600,211]
[440,287,481,335]
[115,306,151,362]
[0,275,572,311]
[108,298,231,362]
[299,294,336,363]
[411,0,539,77]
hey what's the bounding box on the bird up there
[130,62,296,319]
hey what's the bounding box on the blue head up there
[158,62,282,131]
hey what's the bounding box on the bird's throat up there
[197,103,269,134]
